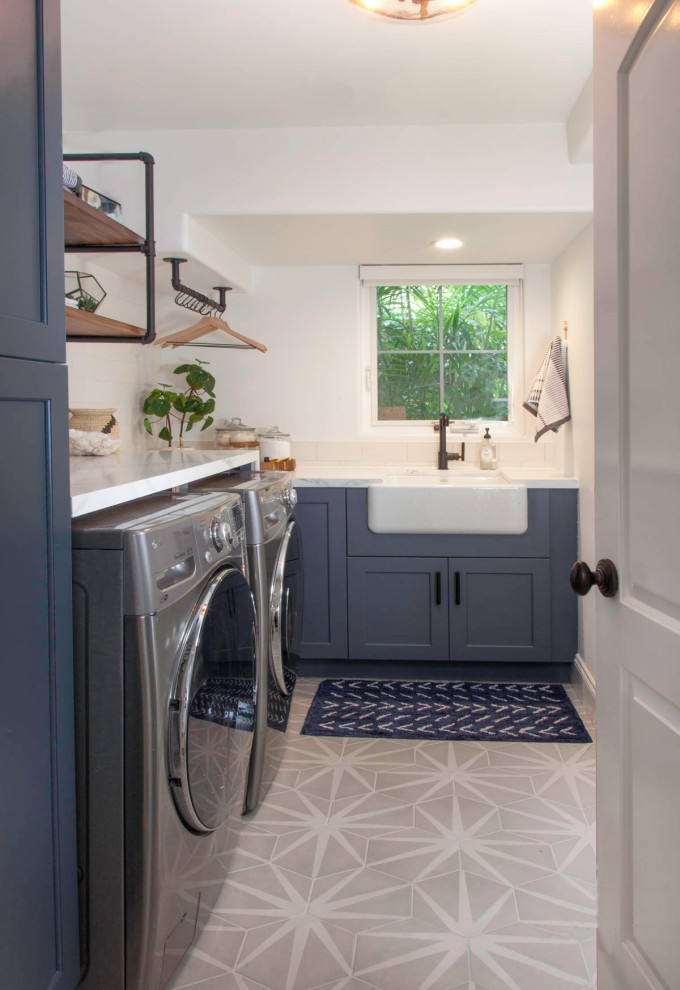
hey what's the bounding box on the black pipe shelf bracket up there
[164,257,232,318]
[63,152,156,344]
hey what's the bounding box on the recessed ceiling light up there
[434,238,463,249]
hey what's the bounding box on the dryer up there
[190,472,303,811]
[72,491,256,990]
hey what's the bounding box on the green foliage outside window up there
[376,284,508,421]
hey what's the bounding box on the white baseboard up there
[573,653,596,700]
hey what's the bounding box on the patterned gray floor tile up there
[309,866,413,933]
[272,825,368,879]
[235,916,356,990]
[354,919,470,990]
[175,681,597,989]
[468,923,590,990]
[459,831,557,886]
[327,790,415,836]
[414,870,519,936]
[366,828,461,883]
[415,794,502,841]
[297,763,376,803]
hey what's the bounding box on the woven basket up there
[69,407,120,438]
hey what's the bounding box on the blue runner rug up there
[301,679,591,743]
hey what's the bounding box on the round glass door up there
[168,565,256,833]
[269,519,304,696]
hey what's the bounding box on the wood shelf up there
[65,306,144,339]
[63,190,144,248]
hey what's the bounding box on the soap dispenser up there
[479,427,497,470]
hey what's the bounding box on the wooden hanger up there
[155,315,267,352]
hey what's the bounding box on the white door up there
[594,1,680,987]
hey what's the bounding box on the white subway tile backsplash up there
[361,442,409,464]
[291,441,318,461]
[316,442,363,462]
[407,443,438,466]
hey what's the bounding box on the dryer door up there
[269,519,304,696]
[168,565,256,833]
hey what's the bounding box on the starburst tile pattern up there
[169,677,597,990]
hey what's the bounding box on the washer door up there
[269,519,304,696]
[168,565,256,833]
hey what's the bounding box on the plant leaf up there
[143,417,153,435]
[158,426,172,442]
[200,415,214,432]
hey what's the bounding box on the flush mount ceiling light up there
[434,238,463,249]
[347,0,479,21]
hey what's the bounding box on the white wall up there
[192,262,560,468]
[550,222,595,677]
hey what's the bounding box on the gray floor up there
[169,678,596,990]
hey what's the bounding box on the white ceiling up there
[196,212,593,266]
[61,0,592,130]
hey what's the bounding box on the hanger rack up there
[158,257,267,351]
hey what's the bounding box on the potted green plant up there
[142,360,216,448]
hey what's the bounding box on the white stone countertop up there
[292,462,579,489]
[70,447,259,517]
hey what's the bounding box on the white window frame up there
[359,265,526,439]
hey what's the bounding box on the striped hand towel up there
[523,336,571,441]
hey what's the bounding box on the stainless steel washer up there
[72,491,256,990]
[190,472,304,811]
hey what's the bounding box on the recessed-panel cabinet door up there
[449,558,551,662]
[0,0,65,362]
[348,557,449,661]
[296,490,348,660]
[0,360,79,989]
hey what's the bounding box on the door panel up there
[594,1,680,986]
[296,490,348,660]
[449,559,551,662]
[0,0,65,362]
[348,557,448,661]
[0,360,79,989]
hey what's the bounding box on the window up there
[361,265,523,432]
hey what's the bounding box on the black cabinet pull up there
[454,571,461,605]
[435,571,442,605]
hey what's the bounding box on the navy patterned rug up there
[191,669,296,734]
[301,679,592,743]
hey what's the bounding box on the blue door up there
[0,0,80,986]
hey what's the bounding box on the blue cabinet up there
[348,558,449,661]
[449,558,551,662]
[0,1,80,986]
[297,487,577,669]
[296,489,348,659]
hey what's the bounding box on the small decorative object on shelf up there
[65,270,107,313]
[69,407,119,437]
[79,184,122,221]
[142,360,216,448]
[69,430,121,456]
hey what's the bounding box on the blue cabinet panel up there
[549,490,578,661]
[346,488,550,558]
[296,489,348,659]
[0,0,65,363]
[348,558,449,661]
[449,558,551,662]
[0,362,79,989]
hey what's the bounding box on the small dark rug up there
[301,679,592,743]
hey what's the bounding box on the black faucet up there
[437,412,465,470]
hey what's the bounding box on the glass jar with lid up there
[256,426,291,461]
[214,417,259,449]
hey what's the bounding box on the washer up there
[72,491,256,990]
[190,472,303,811]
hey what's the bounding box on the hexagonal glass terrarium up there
[65,270,106,313]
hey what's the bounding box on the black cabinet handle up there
[435,571,442,605]
[454,571,461,606]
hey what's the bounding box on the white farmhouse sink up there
[367,469,528,535]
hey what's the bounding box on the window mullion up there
[438,285,444,414]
